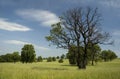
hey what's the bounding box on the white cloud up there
[4,40,49,50]
[100,0,120,8]
[0,18,31,31]
[5,40,31,45]
[16,9,60,27]
[34,45,49,50]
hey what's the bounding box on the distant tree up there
[56,56,59,59]
[37,56,43,62]
[100,50,117,62]
[66,53,69,59]
[108,50,117,61]
[52,57,56,61]
[61,54,65,59]
[47,57,52,62]
[21,44,36,63]
[0,52,20,63]
[0,53,13,62]
[87,44,101,65]
[5,53,13,62]
[12,52,20,63]
[101,50,110,62]
[58,58,64,63]
[0,55,6,62]
[43,57,47,60]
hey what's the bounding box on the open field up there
[0,59,120,79]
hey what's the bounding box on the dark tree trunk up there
[91,59,94,66]
[82,43,87,69]
[91,51,94,66]
[76,39,86,69]
[76,54,86,69]
[91,52,95,66]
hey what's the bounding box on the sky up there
[0,0,120,57]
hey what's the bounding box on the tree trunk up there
[91,53,95,66]
[91,44,95,66]
[82,44,87,69]
[83,57,86,69]
[91,59,94,66]
[76,55,86,69]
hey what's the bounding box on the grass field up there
[0,59,120,79]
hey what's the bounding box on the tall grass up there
[0,59,120,79]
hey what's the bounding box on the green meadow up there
[0,59,120,79]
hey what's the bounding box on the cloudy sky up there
[0,0,120,57]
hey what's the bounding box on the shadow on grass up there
[32,67,68,70]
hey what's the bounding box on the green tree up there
[87,44,101,65]
[0,53,13,62]
[0,55,5,62]
[0,55,7,62]
[52,57,56,61]
[67,46,79,65]
[67,52,76,65]
[61,54,65,59]
[12,52,20,63]
[56,56,59,59]
[100,50,109,62]
[67,45,85,65]
[100,50,117,62]
[5,53,13,62]
[0,52,20,63]
[21,44,36,63]
[47,57,52,62]
[108,50,117,61]
[37,56,43,62]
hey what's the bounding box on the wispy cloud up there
[3,40,67,57]
[100,0,120,8]
[0,18,31,31]
[4,40,30,45]
[16,9,60,27]
[4,40,49,50]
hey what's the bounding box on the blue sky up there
[0,0,120,57]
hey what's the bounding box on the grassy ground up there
[0,59,120,79]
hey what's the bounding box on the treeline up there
[0,52,65,63]
[0,52,20,63]
[0,44,117,65]
[0,44,66,63]
[37,54,65,63]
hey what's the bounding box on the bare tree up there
[46,7,111,69]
